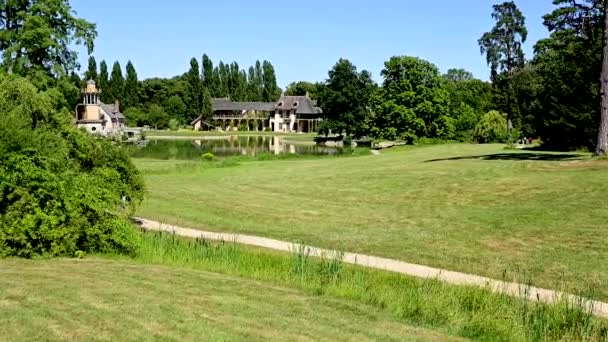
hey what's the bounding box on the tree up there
[0,74,143,257]
[597,0,608,154]
[262,60,281,102]
[202,88,213,120]
[164,95,187,124]
[285,81,321,99]
[85,56,97,82]
[186,57,202,119]
[123,61,139,109]
[530,0,602,149]
[371,56,450,142]
[99,60,109,102]
[479,1,527,139]
[108,61,124,102]
[0,0,97,76]
[318,59,376,137]
[473,110,509,143]
[443,68,474,82]
[202,54,217,96]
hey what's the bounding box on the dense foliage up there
[83,55,282,128]
[0,74,144,258]
[0,0,144,258]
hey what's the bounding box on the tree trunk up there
[595,0,608,155]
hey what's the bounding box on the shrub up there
[201,152,214,161]
[168,118,179,131]
[0,74,144,258]
[473,110,508,143]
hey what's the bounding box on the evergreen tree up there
[479,1,527,139]
[123,61,139,109]
[186,57,203,118]
[85,56,97,82]
[108,61,125,102]
[99,60,109,102]
[262,60,281,102]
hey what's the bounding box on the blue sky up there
[71,0,554,88]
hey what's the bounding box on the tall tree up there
[262,60,281,102]
[108,61,124,102]
[532,0,602,149]
[99,60,109,102]
[123,61,139,109]
[597,0,608,154]
[479,1,527,139]
[85,56,97,82]
[202,88,213,121]
[0,0,97,76]
[186,57,202,118]
[202,54,217,96]
[318,59,376,137]
[371,56,450,142]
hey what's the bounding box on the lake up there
[129,136,346,160]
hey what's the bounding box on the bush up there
[0,74,144,258]
[168,118,179,131]
[473,110,508,143]
[201,152,214,161]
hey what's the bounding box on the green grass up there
[136,144,608,300]
[0,257,458,341]
[2,232,606,341]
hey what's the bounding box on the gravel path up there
[135,217,608,319]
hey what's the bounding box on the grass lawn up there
[136,144,608,299]
[0,258,459,341]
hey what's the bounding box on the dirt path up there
[135,217,608,319]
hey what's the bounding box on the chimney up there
[114,99,120,113]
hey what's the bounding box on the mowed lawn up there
[136,144,608,299]
[0,259,457,341]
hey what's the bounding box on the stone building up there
[191,94,322,133]
[75,80,126,136]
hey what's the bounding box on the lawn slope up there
[136,144,608,299]
[0,258,457,341]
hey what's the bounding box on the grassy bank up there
[136,144,608,300]
[125,233,608,340]
[0,258,451,341]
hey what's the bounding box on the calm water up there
[129,136,345,160]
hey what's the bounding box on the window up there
[293,101,299,107]
[91,127,97,132]
[278,101,284,107]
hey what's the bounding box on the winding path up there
[134,217,608,319]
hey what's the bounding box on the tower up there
[81,80,102,121]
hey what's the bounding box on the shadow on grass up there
[425,152,584,163]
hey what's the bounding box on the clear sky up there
[71,0,554,88]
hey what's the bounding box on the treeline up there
[295,1,607,151]
[80,55,282,129]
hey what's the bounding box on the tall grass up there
[130,232,608,341]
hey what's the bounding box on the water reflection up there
[129,136,344,160]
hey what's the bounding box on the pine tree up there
[218,62,230,97]
[108,61,125,102]
[85,56,97,82]
[124,61,139,109]
[262,60,281,102]
[99,60,109,102]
